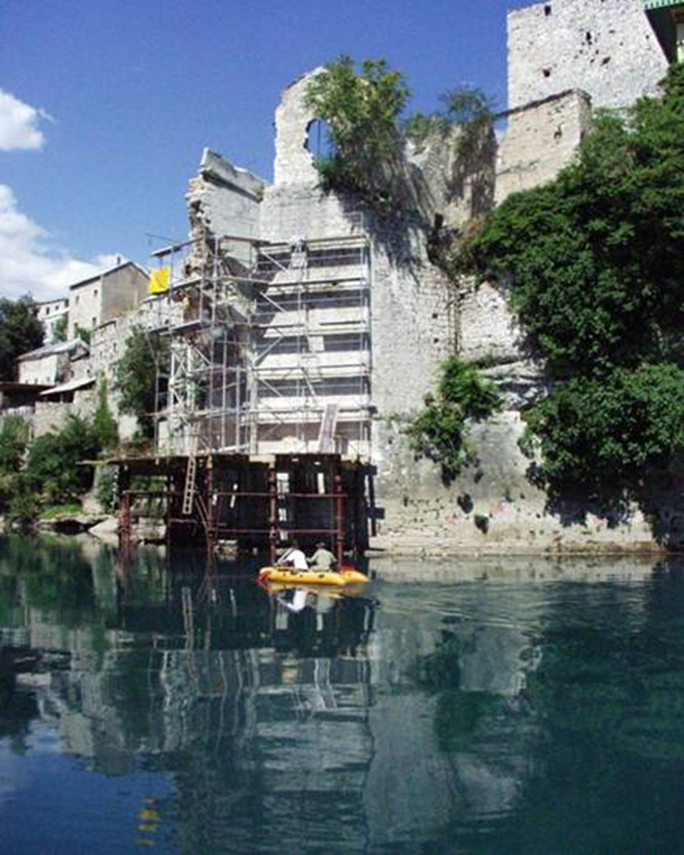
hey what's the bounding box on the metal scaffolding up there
[149,224,372,461]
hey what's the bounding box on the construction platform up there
[116,452,369,564]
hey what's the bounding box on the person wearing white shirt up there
[277,540,308,571]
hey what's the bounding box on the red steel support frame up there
[268,466,277,565]
[205,458,218,564]
[334,474,344,566]
[116,463,355,562]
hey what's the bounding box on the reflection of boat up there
[257,566,369,588]
[260,580,346,599]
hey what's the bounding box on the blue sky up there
[0,0,527,300]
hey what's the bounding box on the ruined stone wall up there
[495,89,592,204]
[260,186,362,243]
[187,149,265,268]
[30,389,97,438]
[407,126,497,229]
[32,401,72,437]
[262,71,459,450]
[369,229,456,419]
[370,411,681,555]
[273,72,323,187]
[508,0,668,111]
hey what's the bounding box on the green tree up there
[0,296,44,381]
[0,416,30,474]
[95,466,117,513]
[25,415,99,503]
[524,364,684,492]
[74,324,92,346]
[51,314,68,343]
[92,377,118,453]
[6,490,40,533]
[0,418,30,513]
[114,326,167,440]
[406,85,495,160]
[304,56,410,214]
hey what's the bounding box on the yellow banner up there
[149,267,170,295]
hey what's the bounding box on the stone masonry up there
[508,0,668,110]
[495,89,593,204]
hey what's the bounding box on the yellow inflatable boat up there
[258,566,369,587]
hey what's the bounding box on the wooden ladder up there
[182,433,199,515]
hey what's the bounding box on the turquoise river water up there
[1,535,684,853]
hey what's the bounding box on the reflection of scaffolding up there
[151,225,372,459]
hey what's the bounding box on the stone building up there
[17,339,88,386]
[67,259,149,340]
[36,297,68,342]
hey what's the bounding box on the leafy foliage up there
[6,491,40,533]
[92,378,118,453]
[0,407,115,527]
[524,364,684,491]
[74,324,92,346]
[0,417,30,514]
[407,357,501,477]
[406,85,495,162]
[0,296,44,381]
[25,415,100,504]
[0,417,29,475]
[95,466,117,513]
[451,63,684,495]
[304,56,410,215]
[460,65,684,374]
[114,326,168,440]
[51,314,68,343]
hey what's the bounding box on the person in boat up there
[309,541,337,571]
[277,540,308,571]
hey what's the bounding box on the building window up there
[93,289,98,298]
[91,317,96,328]
[75,295,80,305]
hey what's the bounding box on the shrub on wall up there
[407,357,501,477]
[524,364,684,493]
[304,56,410,215]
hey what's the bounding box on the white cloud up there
[0,184,119,301]
[0,89,49,151]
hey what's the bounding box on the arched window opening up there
[306,118,335,161]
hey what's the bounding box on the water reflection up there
[1,536,684,852]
